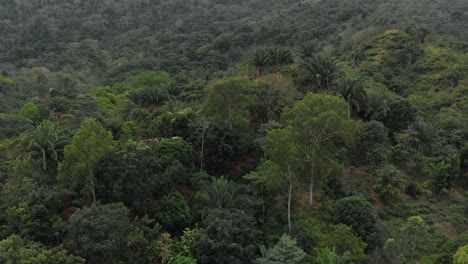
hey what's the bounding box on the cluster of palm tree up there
[127,81,184,110]
[302,52,341,92]
[251,47,293,77]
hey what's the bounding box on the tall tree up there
[248,126,303,232]
[363,89,389,121]
[58,119,117,204]
[282,93,361,205]
[334,76,366,119]
[251,48,271,77]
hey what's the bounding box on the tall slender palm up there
[444,65,463,88]
[302,53,340,92]
[27,120,69,171]
[364,89,389,121]
[349,49,365,70]
[252,48,271,77]
[401,42,420,67]
[270,46,293,77]
[334,77,366,119]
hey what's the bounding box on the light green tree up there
[453,245,468,264]
[282,93,361,205]
[257,234,306,264]
[58,119,116,203]
[314,248,352,264]
[248,126,303,232]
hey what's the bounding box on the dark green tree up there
[157,192,191,233]
[195,209,259,264]
[202,77,256,130]
[68,203,131,264]
[58,119,117,203]
[333,196,378,248]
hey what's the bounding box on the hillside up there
[0,0,467,263]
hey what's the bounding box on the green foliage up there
[19,102,40,123]
[58,119,117,203]
[25,120,69,171]
[374,165,404,203]
[202,77,256,130]
[195,209,259,264]
[157,192,191,233]
[320,224,368,262]
[383,216,430,264]
[334,76,366,119]
[257,234,306,264]
[453,245,468,264]
[196,176,250,211]
[95,148,161,214]
[172,256,197,264]
[302,53,340,91]
[357,121,389,166]
[0,235,84,264]
[314,248,352,264]
[152,137,193,168]
[69,203,131,264]
[172,228,200,260]
[333,196,378,248]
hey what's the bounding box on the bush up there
[405,182,422,198]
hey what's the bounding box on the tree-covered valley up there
[0,0,467,263]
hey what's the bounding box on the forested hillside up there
[0,0,467,263]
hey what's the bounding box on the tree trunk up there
[200,128,205,172]
[288,180,292,234]
[309,160,314,206]
[347,99,352,120]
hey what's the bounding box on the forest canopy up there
[0,0,467,263]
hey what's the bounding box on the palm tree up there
[271,47,293,77]
[349,49,364,70]
[401,42,420,67]
[48,96,68,121]
[374,165,404,203]
[334,77,365,119]
[364,89,389,121]
[444,65,463,88]
[196,176,251,211]
[252,48,271,77]
[302,53,340,92]
[27,120,69,171]
[299,40,319,59]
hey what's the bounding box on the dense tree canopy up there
[0,0,466,263]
